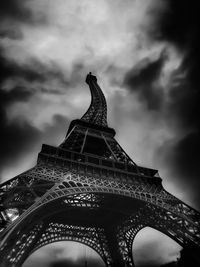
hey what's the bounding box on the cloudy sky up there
[0,0,199,266]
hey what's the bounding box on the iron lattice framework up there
[0,73,200,267]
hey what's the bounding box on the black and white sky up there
[0,0,199,266]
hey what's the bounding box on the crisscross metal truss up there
[60,124,137,166]
[32,224,112,265]
[0,158,197,229]
[1,188,199,267]
[0,221,112,267]
[81,73,108,127]
[0,157,200,266]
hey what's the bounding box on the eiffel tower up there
[0,73,200,267]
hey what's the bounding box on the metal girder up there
[81,73,108,127]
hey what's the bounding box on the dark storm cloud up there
[0,0,30,22]
[157,130,200,208]
[123,0,200,208]
[124,0,200,208]
[158,0,200,129]
[0,83,40,176]
[165,74,200,204]
[0,49,69,180]
[124,52,166,110]
[0,48,68,93]
[158,0,199,49]
[157,0,200,130]
[167,75,199,130]
[158,1,200,207]
[169,132,200,180]
[0,97,68,181]
[0,52,42,84]
[0,0,47,41]
[0,54,37,175]
[0,0,46,26]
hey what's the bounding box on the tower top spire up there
[81,72,108,127]
[85,72,97,84]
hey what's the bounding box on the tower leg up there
[104,226,135,267]
[0,222,44,267]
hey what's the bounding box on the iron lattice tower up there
[0,73,200,267]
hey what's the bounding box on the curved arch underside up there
[23,241,106,267]
[1,192,200,267]
[132,227,182,267]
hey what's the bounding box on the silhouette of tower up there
[0,73,200,267]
